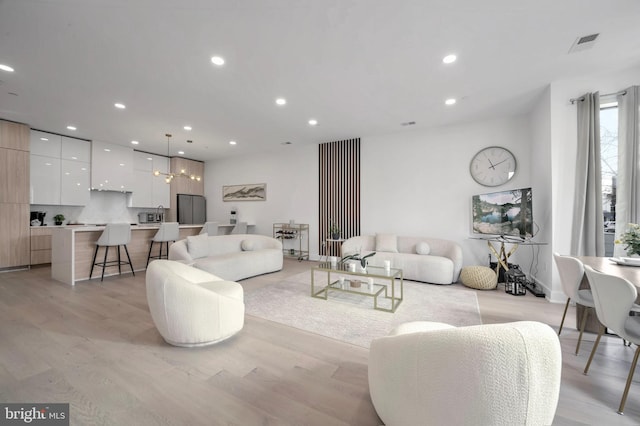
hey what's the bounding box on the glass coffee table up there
[311,262,403,313]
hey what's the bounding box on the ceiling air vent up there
[568,33,600,53]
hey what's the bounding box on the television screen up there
[472,188,533,239]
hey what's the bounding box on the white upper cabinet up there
[61,136,90,162]
[60,159,90,206]
[130,151,170,207]
[151,155,170,207]
[30,130,91,206]
[30,130,61,157]
[91,141,134,192]
[30,154,61,205]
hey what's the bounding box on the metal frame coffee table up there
[311,262,403,313]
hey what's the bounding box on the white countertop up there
[48,224,205,232]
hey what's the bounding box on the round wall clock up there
[469,146,517,187]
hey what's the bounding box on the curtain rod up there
[569,90,627,104]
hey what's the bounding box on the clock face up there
[470,146,517,187]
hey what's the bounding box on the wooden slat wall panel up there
[319,139,361,256]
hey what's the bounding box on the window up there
[600,100,618,255]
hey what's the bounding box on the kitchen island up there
[51,224,203,285]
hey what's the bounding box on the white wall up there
[205,115,534,266]
[545,63,640,301]
[361,115,533,270]
[205,144,319,255]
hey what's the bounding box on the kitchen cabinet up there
[30,227,52,265]
[30,154,61,204]
[168,157,204,221]
[30,130,91,206]
[61,159,90,206]
[91,140,134,192]
[130,151,170,207]
[0,119,30,269]
[30,130,61,157]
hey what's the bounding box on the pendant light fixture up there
[153,133,201,183]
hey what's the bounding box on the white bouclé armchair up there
[368,321,562,426]
[146,260,244,347]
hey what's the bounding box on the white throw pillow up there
[416,241,431,255]
[241,239,255,251]
[187,234,209,259]
[376,233,398,253]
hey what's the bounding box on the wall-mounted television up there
[472,187,533,239]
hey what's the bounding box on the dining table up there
[576,256,640,333]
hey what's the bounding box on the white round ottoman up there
[460,266,498,290]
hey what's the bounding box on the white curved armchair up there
[368,321,562,426]
[145,260,244,347]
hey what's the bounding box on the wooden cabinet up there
[30,227,52,265]
[91,140,134,192]
[0,120,30,151]
[0,119,30,268]
[168,157,204,222]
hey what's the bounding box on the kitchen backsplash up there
[31,191,164,226]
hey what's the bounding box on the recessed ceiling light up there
[119,163,125,167]
[178,151,185,155]
[147,157,152,161]
[114,103,126,109]
[40,137,48,141]
[229,140,237,145]
[211,56,225,66]
[442,54,457,64]
[275,98,286,106]
[131,140,139,145]
[71,156,77,160]
[308,119,318,126]
[104,148,111,152]
[45,162,52,166]
[445,98,457,106]
[67,125,77,131]
[183,125,192,131]
[0,64,14,72]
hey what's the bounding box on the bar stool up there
[146,222,180,266]
[89,223,135,282]
[199,221,219,236]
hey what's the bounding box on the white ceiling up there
[1,0,639,161]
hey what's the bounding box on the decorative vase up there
[332,233,340,240]
[55,221,62,226]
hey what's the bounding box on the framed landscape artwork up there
[223,183,267,201]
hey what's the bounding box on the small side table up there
[324,238,345,260]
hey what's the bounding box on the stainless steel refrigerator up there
[177,194,206,224]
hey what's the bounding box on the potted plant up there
[329,220,341,240]
[53,214,65,226]
[616,223,640,257]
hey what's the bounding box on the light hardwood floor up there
[1,259,640,425]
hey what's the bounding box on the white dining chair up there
[230,221,247,234]
[553,253,594,355]
[199,221,219,236]
[583,265,640,415]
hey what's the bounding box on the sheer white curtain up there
[614,86,640,257]
[571,92,604,256]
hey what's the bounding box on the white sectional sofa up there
[341,234,463,284]
[168,233,283,281]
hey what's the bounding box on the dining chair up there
[583,265,640,415]
[199,221,219,236]
[553,253,594,355]
[230,221,248,234]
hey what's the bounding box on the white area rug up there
[244,271,482,348]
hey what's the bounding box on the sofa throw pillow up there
[416,241,431,255]
[376,233,398,253]
[241,239,255,251]
[187,234,209,259]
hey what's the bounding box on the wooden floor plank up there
[2,259,640,424]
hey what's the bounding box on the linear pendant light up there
[153,133,201,183]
